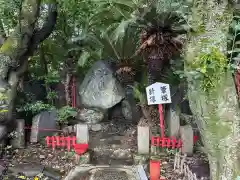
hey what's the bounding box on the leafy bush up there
[57,106,77,124]
[131,82,147,105]
[16,101,54,115]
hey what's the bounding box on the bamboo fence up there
[173,152,205,180]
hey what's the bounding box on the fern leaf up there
[78,51,90,67]
[111,19,135,43]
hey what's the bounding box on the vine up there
[189,47,228,93]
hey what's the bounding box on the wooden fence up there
[173,152,205,180]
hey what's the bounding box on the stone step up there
[90,154,134,165]
[88,133,134,165]
[64,165,148,180]
[89,135,125,148]
[90,148,134,165]
[93,147,132,158]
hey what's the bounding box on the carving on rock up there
[79,60,125,110]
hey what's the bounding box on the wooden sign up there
[146,82,171,105]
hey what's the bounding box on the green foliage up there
[57,106,77,124]
[131,77,148,105]
[46,91,58,101]
[0,0,21,33]
[132,84,147,105]
[188,47,228,92]
[43,70,61,84]
[0,92,8,113]
[14,0,192,82]
[0,0,192,118]
[0,92,7,100]
[228,15,240,68]
[17,101,54,115]
[162,58,185,84]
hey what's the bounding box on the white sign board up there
[146,82,171,105]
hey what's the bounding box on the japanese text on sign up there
[146,82,171,105]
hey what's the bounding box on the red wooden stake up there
[158,104,164,138]
[150,160,160,180]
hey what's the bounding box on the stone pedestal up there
[180,125,193,155]
[11,119,25,148]
[76,124,89,144]
[137,126,149,155]
[166,108,180,137]
[30,111,57,143]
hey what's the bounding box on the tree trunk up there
[0,0,57,143]
[184,1,240,179]
[65,72,72,106]
[0,0,41,128]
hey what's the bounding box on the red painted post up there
[193,135,198,143]
[151,136,160,146]
[55,136,61,146]
[158,104,164,138]
[171,137,177,149]
[45,136,51,147]
[71,136,76,147]
[65,136,72,152]
[150,160,160,180]
[60,136,65,147]
[51,136,55,150]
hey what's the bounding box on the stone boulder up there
[76,108,105,124]
[79,60,125,109]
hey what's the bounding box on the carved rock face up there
[79,60,125,109]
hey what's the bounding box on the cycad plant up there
[95,0,191,85]
[75,0,190,87]
[88,0,191,125]
[135,8,187,85]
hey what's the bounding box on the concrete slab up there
[64,165,148,180]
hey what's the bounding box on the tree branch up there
[0,21,6,47]
[16,1,57,77]
[30,2,57,49]
[0,0,41,59]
